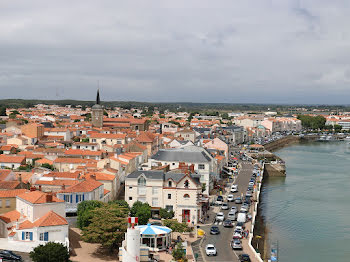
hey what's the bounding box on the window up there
[5,200,10,207]
[22,232,33,241]
[152,187,159,194]
[184,180,189,188]
[198,164,205,170]
[129,186,133,189]
[12,164,14,169]
[165,205,173,211]
[129,197,132,201]
[168,181,172,187]
[138,197,146,203]
[64,195,70,203]
[172,163,175,166]
[76,194,83,203]
[152,198,159,207]
[138,176,146,186]
[39,232,49,241]
[92,139,96,142]
[184,194,190,199]
[168,194,171,199]
[91,146,95,150]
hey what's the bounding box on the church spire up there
[96,89,100,105]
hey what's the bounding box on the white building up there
[125,171,205,224]
[0,191,69,253]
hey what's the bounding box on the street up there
[199,161,254,262]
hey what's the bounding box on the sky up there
[1,0,350,104]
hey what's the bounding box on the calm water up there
[260,141,350,262]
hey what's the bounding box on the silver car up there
[228,211,236,221]
[231,239,242,250]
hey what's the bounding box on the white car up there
[227,194,234,202]
[221,203,229,210]
[248,182,255,186]
[215,212,225,222]
[230,206,237,213]
[228,211,236,221]
[205,244,217,256]
[231,185,238,193]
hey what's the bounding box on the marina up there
[260,141,350,262]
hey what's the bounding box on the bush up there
[30,242,70,262]
[163,219,191,232]
[130,201,151,225]
[159,208,174,219]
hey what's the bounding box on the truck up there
[237,212,246,223]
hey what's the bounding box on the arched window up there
[184,194,190,199]
[168,181,172,187]
[184,180,189,188]
[138,176,146,186]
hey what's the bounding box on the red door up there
[182,210,190,222]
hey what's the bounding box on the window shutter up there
[29,232,33,241]
[76,195,78,203]
[70,195,72,203]
[82,194,85,201]
[22,232,25,240]
[44,232,48,241]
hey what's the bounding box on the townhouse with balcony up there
[125,170,206,225]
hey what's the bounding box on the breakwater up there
[263,135,300,152]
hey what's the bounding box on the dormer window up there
[138,176,146,186]
[184,194,190,199]
[168,181,172,187]
[184,180,189,188]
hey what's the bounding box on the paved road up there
[200,161,254,262]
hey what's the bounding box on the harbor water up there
[260,141,350,262]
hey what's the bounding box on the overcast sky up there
[1,0,350,104]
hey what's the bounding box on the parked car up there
[233,229,243,239]
[239,254,251,261]
[248,181,255,186]
[210,226,220,235]
[0,250,22,261]
[240,203,249,212]
[205,244,217,256]
[245,191,253,197]
[235,197,242,204]
[216,212,225,222]
[227,194,234,202]
[231,184,238,193]
[231,239,242,250]
[221,203,229,210]
[223,219,233,228]
[215,195,224,205]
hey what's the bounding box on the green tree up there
[163,219,191,232]
[221,113,230,120]
[81,204,128,251]
[41,163,55,170]
[77,200,104,229]
[172,241,187,261]
[130,201,151,225]
[334,124,342,132]
[81,138,90,143]
[110,199,130,209]
[72,137,80,142]
[0,107,6,116]
[159,208,174,219]
[30,242,70,262]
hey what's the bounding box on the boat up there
[345,136,350,141]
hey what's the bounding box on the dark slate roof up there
[178,140,191,145]
[127,170,164,180]
[151,147,212,163]
[165,172,185,183]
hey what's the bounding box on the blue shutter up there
[70,195,72,203]
[82,194,85,201]
[76,195,78,203]
[22,232,25,240]
[44,232,48,241]
[29,232,33,241]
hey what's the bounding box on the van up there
[237,212,246,223]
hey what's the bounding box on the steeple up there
[96,89,100,105]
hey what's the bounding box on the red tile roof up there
[0,169,12,180]
[17,191,64,204]
[0,189,28,198]
[0,181,20,190]
[59,179,102,193]
[0,155,25,163]
[90,133,126,139]
[34,211,68,227]
[0,210,20,223]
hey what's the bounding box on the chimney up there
[61,184,65,190]
[46,193,53,203]
[18,174,22,183]
[189,164,195,173]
